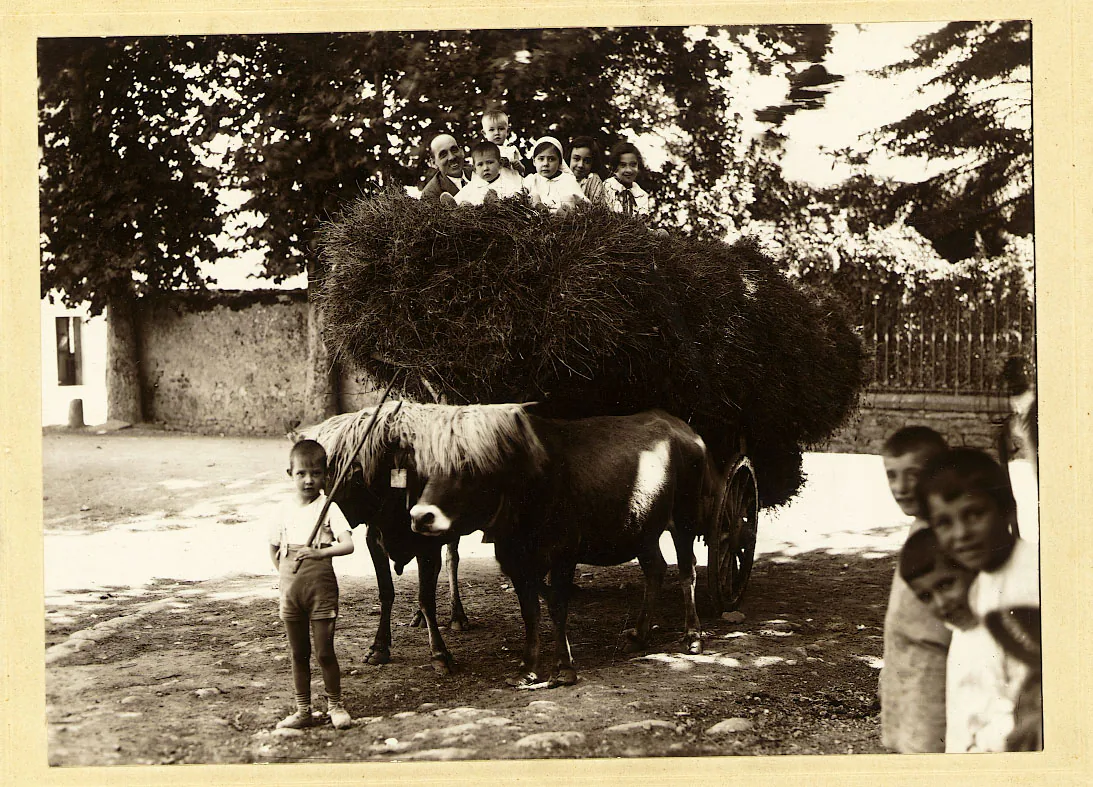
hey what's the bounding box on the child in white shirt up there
[522,136,588,213]
[268,439,355,730]
[915,447,1042,752]
[879,426,951,753]
[455,141,525,205]
[603,141,652,217]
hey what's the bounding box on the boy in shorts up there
[268,439,355,730]
[878,426,950,752]
[916,447,1041,752]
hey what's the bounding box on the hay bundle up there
[318,189,865,507]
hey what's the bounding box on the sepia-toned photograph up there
[24,13,1054,774]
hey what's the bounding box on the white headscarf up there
[528,136,573,175]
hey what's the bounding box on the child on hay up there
[268,439,355,730]
[603,141,653,217]
[455,141,526,205]
[481,109,525,176]
[568,135,607,205]
[523,136,588,213]
[915,447,1042,753]
[878,426,951,753]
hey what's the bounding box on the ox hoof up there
[622,628,648,653]
[684,637,703,655]
[549,669,578,688]
[409,611,426,628]
[432,654,455,676]
[507,672,551,690]
[448,616,470,632]
[365,647,391,665]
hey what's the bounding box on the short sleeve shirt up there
[268,493,351,550]
[970,537,1040,616]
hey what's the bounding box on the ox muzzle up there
[409,502,453,535]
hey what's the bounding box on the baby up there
[481,109,524,176]
[455,141,525,205]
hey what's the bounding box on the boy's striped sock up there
[295,691,311,714]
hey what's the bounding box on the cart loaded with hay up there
[317,191,865,613]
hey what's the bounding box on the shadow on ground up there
[46,545,891,765]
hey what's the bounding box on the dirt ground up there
[42,427,922,765]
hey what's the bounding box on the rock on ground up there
[707,718,754,735]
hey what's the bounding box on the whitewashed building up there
[40,301,108,427]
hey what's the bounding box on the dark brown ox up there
[294,411,467,674]
[405,404,716,688]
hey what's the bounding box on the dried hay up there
[317,189,865,507]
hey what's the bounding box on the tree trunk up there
[304,266,339,424]
[105,291,143,424]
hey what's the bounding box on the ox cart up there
[316,193,866,658]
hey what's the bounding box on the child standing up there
[568,136,607,205]
[878,426,950,753]
[603,141,652,217]
[522,136,588,213]
[455,141,525,205]
[916,447,1042,752]
[269,439,355,730]
[481,109,524,176]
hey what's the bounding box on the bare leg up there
[365,528,393,665]
[311,618,341,702]
[284,619,313,703]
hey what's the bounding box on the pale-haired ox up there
[403,403,717,689]
[293,410,468,675]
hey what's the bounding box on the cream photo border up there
[1,1,1088,784]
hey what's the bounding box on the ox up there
[294,411,468,674]
[403,403,717,689]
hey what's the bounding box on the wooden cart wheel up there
[708,457,759,614]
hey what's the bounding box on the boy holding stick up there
[269,439,355,729]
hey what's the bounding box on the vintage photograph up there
[36,21,1041,766]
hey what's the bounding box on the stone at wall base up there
[93,420,133,434]
[67,399,85,429]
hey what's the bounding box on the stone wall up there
[138,291,309,435]
[819,392,1017,456]
[136,292,1020,452]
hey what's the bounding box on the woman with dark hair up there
[568,136,606,204]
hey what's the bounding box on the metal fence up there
[861,287,1035,396]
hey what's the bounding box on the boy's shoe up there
[276,709,316,729]
[328,704,352,730]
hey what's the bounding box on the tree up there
[39,37,227,421]
[868,21,1032,261]
[39,27,842,425]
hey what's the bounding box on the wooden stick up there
[294,379,401,572]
